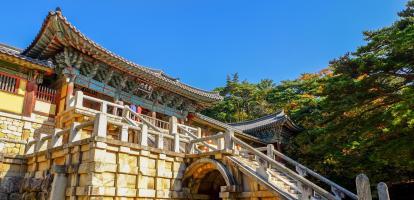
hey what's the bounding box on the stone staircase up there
[184,118,359,200]
[73,92,357,200]
[229,155,300,199]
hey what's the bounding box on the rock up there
[40,175,52,192]
[9,193,22,200]
[28,179,42,192]
[0,177,23,193]
[22,192,36,200]
[21,179,30,192]
[36,192,47,200]
[0,193,7,200]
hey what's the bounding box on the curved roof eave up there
[229,111,302,133]
[0,43,54,72]
[22,10,223,105]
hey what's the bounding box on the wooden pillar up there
[23,80,37,117]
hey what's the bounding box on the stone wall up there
[0,112,54,155]
[22,137,187,200]
[0,112,54,200]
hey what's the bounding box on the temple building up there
[229,111,302,152]
[0,9,360,200]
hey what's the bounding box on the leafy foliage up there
[203,1,414,189]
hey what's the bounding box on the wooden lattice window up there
[0,72,19,94]
[36,85,57,103]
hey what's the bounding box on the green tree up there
[203,0,414,190]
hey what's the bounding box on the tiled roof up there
[0,43,53,69]
[22,10,222,104]
[194,113,265,144]
[229,111,302,133]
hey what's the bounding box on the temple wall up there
[0,112,54,200]
[21,138,187,200]
[0,91,25,115]
[0,79,26,115]
[34,101,56,116]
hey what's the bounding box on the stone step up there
[233,156,301,199]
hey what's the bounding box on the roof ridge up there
[22,9,222,102]
[0,43,23,53]
[228,110,285,126]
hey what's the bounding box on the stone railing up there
[183,129,359,200]
[25,111,192,154]
[72,91,170,130]
[25,119,92,154]
[232,136,355,200]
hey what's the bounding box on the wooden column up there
[23,80,37,117]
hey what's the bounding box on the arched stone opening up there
[183,158,235,200]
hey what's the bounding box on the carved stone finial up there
[55,7,62,12]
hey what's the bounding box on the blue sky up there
[0,0,407,90]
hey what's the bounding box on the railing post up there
[51,128,63,148]
[140,124,148,146]
[74,90,83,108]
[266,144,275,168]
[188,143,195,154]
[377,182,390,200]
[34,133,48,152]
[0,141,4,153]
[197,127,202,138]
[356,173,372,200]
[120,125,129,142]
[217,132,225,150]
[331,186,345,200]
[225,129,234,151]
[173,133,180,153]
[266,144,275,159]
[100,102,108,114]
[170,116,180,153]
[93,113,107,137]
[157,133,164,149]
[25,139,36,154]
[122,105,130,118]
[69,122,81,143]
[296,166,312,200]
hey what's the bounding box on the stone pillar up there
[93,113,108,137]
[296,166,312,200]
[120,125,129,142]
[266,144,275,168]
[74,90,84,108]
[356,174,372,200]
[69,122,81,143]
[377,182,390,200]
[197,127,202,138]
[49,165,67,200]
[170,116,180,152]
[140,124,148,146]
[224,130,234,151]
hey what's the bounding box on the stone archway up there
[183,158,236,200]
